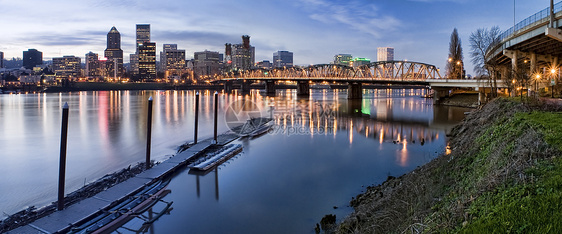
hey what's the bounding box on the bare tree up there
[469,26,501,96]
[446,28,464,79]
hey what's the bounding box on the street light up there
[551,68,557,98]
[535,74,541,93]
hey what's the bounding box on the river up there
[0,88,469,232]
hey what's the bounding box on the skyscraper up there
[0,51,4,68]
[104,26,124,78]
[53,56,81,79]
[377,47,394,62]
[23,49,43,69]
[138,42,156,81]
[136,24,150,50]
[226,35,255,71]
[131,24,150,76]
[85,52,99,78]
[273,51,293,68]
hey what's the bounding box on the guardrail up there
[499,1,562,41]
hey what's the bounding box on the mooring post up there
[58,102,69,211]
[213,91,218,144]
[194,91,199,144]
[146,96,153,170]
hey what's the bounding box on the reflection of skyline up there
[265,89,458,143]
[0,88,467,216]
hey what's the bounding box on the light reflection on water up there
[129,88,468,233]
[0,90,229,216]
[0,88,468,232]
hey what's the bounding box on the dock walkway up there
[9,133,239,233]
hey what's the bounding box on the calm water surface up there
[0,89,469,233]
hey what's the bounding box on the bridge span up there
[217,60,505,104]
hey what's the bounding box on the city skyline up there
[0,0,553,75]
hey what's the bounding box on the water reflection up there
[0,88,469,231]
[0,90,229,216]
[145,88,469,234]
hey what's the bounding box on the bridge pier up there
[224,80,233,93]
[348,99,363,116]
[348,82,362,99]
[240,80,251,94]
[265,80,276,96]
[296,81,310,96]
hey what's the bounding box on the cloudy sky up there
[0,0,554,75]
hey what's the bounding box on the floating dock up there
[8,133,239,234]
[188,144,243,171]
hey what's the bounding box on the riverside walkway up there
[9,133,239,233]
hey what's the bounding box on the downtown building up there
[334,54,353,66]
[225,35,255,72]
[104,26,124,79]
[52,56,81,79]
[85,52,101,79]
[351,57,370,68]
[138,42,156,81]
[273,51,293,68]
[256,60,272,69]
[377,47,394,62]
[0,51,3,68]
[194,50,221,80]
[130,24,150,77]
[160,44,186,81]
[23,49,43,70]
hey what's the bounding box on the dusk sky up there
[0,0,554,75]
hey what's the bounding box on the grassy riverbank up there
[336,98,562,233]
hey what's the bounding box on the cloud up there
[407,0,467,2]
[155,30,240,46]
[19,31,107,47]
[298,0,402,38]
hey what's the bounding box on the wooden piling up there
[146,97,153,170]
[58,102,69,211]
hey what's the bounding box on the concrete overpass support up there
[348,82,362,99]
[504,50,518,73]
[265,80,276,95]
[432,87,450,104]
[531,53,537,75]
[296,81,310,96]
[224,80,233,93]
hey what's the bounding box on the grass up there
[457,111,562,233]
[461,158,562,233]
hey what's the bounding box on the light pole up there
[550,68,556,98]
[535,74,540,95]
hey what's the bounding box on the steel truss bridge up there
[217,60,503,103]
[219,61,442,83]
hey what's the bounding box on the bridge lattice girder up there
[224,61,442,81]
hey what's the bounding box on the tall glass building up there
[23,49,43,70]
[138,42,156,81]
[377,47,394,62]
[273,51,293,68]
[104,26,124,78]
